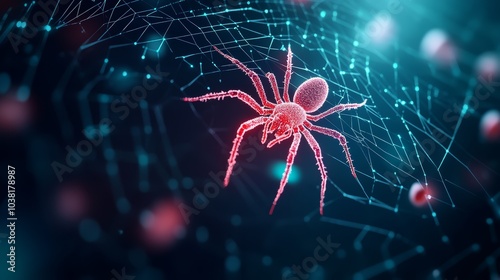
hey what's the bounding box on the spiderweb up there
[3,0,500,279]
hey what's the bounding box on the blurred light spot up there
[480,110,500,142]
[57,185,88,222]
[365,12,396,46]
[0,73,10,93]
[182,177,194,189]
[309,264,326,280]
[225,255,241,272]
[79,219,101,242]
[475,53,500,81]
[140,200,186,249]
[270,161,301,184]
[336,249,346,259]
[420,29,456,66]
[230,215,242,226]
[225,239,238,253]
[196,226,209,243]
[409,182,431,207]
[262,256,272,266]
[168,178,179,190]
[0,94,32,133]
[117,197,131,213]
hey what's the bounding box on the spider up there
[183,45,367,215]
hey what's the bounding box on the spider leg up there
[269,131,302,215]
[305,121,356,178]
[183,90,273,115]
[283,45,293,103]
[301,128,328,215]
[261,118,272,144]
[224,116,269,186]
[307,99,367,121]
[266,72,283,104]
[213,46,275,108]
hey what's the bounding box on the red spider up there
[183,46,367,215]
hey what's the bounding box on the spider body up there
[265,103,305,137]
[293,77,329,112]
[184,45,367,215]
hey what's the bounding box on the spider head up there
[293,77,329,113]
[268,113,291,136]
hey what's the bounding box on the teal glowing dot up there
[225,256,241,272]
[264,9,268,13]
[486,218,493,224]
[471,243,480,251]
[141,55,145,60]
[384,260,395,269]
[416,245,424,253]
[270,161,301,184]
[104,58,109,63]
[230,215,241,226]
[146,74,151,79]
[196,227,209,243]
[320,11,326,18]
[302,34,307,39]
[225,239,238,253]
[286,20,290,25]
[107,162,118,175]
[134,42,137,45]
[262,256,272,266]
[415,86,420,91]
[182,177,194,189]
[349,64,354,69]
[16,21,22,28]
[0,73,11,93]
[122,71,128,77]
[138,154,148,166]
[104,148,115,160]
[167,180,179,192]
[17,86,30,101]
[116,197,130,213]
[441,235,449,243]
[393,63,398,69]
[353,40,359,47]
[431,212,436,217]
[79,219,101,242]
[44,25,51,31]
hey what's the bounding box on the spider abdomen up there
[273,102,307,128]
[293,77,329,113]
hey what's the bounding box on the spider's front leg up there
[183,90,272,115]
[213,46,276,109]
[269,131,301,215]
[224,116,269,186]
[307,99,367,122]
